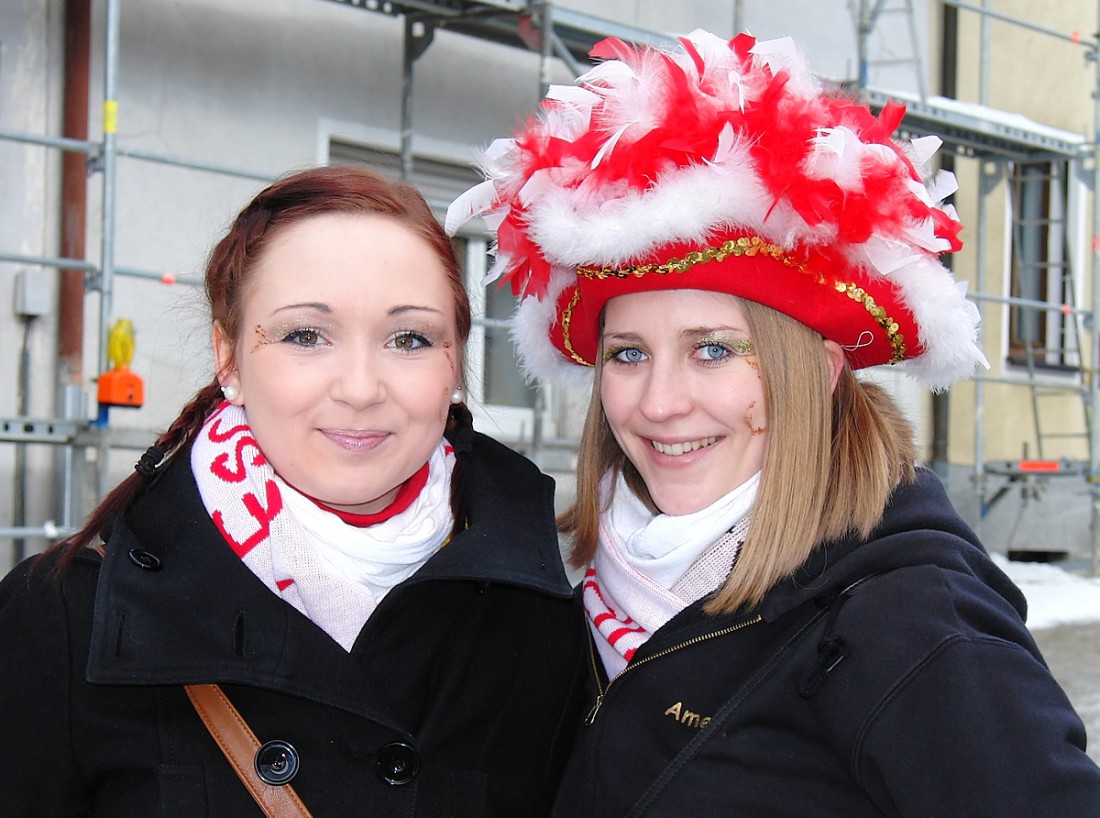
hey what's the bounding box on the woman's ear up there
[211,323,243,404]
[823,339,845,394]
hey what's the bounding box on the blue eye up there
[698,343,729,361]
[391,331,432,351]
[693,337,753,364]
[610,347,647,364]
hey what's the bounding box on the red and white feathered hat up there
[446,30,987,391]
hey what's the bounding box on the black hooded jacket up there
[1,433,587,817]
[552,468,1100,817]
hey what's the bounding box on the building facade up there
[1,0,1097,566]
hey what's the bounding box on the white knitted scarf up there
[584,471,758,677]
[190,402,454,651]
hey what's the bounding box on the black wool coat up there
[552,469,1100,817]
[1,433,587,817]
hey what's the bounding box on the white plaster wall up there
[0,0,65,555]
[0,0,934,565]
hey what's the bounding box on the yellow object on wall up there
[98,318,144,408]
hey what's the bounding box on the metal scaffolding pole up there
[94,0,122,500]
[978,0,990,104]
[98,0,121,376]
[857,0,887,90]
[537,1,554,98]
[943,0,1088,46]
[1090,2,1100,574]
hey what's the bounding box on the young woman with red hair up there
[1,165,585,817]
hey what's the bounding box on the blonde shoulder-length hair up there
[558,297,917,615]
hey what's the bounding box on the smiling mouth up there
[322,430,387,451]
[650,436,718,456]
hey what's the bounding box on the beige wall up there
[947,2,1095,466]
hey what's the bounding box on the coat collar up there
[409,432,572,594]
[637,468,1021,655]
[86,432,570,718]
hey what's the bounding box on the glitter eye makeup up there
[251,315,337,353]
[692,333,754,365]
[603,345,647,365]
[275,320,331,347]
[386,318,451,352]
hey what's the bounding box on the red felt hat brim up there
[547,238,922,370]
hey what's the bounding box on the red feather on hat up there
[446,30,984,390]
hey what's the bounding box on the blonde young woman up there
[449,30,1100,817]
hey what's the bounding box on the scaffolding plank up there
[320,0,676,62]
[862,87,1088,160]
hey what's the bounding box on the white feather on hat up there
[447,29,988,392]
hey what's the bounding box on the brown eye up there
[390,331,432,352]
[282,328,324,347]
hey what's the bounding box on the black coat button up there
[255,740,299,785]
[376,742,419,786]
[127,548,161,570]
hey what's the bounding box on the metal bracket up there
[86,144,105,175]
[0,418,82,444]
[406,13,437,62]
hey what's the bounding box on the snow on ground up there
[993,553,1100,630]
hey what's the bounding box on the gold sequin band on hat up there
[834,281,907,363]
[575,236,799,279]
[561,288,593,366]
[564,235,908,366]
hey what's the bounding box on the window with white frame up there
[1006,159,1081,372]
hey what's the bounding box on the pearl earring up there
[221,384,239,401]
[450,386,465,405]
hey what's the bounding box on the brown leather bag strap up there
[184,683,314,818]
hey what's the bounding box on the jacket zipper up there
[584,613,763,725]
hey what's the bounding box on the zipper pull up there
[585,694,604,726]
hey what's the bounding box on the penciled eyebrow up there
[268,303,445,317]
[388,304,445,318]
[271,302,331,315]
[604,325,748,344]
[602,331,643,345]
[681,325,747,339]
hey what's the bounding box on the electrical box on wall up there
[14,270,51,318]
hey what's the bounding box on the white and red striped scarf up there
[583,472,757,677]
[190,402,454,651]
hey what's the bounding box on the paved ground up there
[1031,622,1100,764]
